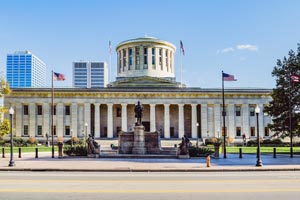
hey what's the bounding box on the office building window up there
[265,127,270,136]
[65,105,70,115]
[236,127,241,137]
[236,106,241,116]
[65,126,71,136]
[23,105,28,115]
[24,125,29,136]
[37,105,42,115]
[250,105,255,116]
[37,125,42,136]
[250,127,255,136]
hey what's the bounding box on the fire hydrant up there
[206,155,211,167]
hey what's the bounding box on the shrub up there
[205,137,222,145]
[63,145,87,156]
[27,137,37,145]
[57,137,64,143]
[189,146,213,157]
[13,137,27,147]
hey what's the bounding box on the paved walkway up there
[1,152,300,172]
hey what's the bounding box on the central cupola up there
[115,37,176,80]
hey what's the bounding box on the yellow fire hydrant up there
[206,155,211,167]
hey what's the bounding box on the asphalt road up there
[0,171,300,200]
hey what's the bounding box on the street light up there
[8,107,15,167]
[255,105,263,167]
[85,122,88,146]
[196,122,199,148]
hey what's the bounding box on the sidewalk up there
[1,152,300,172]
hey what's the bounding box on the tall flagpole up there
[222,70,227,159]
[109,51,112,83]
[289,71,293,158]
[51,70,54,158]
[180,49,183,87]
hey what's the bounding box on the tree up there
[0,119,10,137]
[0,79,11,138]
[264,44,300,137]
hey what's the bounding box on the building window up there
[236,127,241,137]
[23,105,28,115]
[250,127,255,136]
[250,105,255,116]
[222,127,227,136]
[37,125,42,136]
[24,125,29,136]
[152,48,155,67]
[116,107,121,117]
[165,50,168,71]
[236,106,241,116]
[65,105,70,115]
[51,105,56,115]
[143,48,148,66]
[265,127,270,136]
[37,105,42,115]
[129,48,132,68]
[65,126,71,136]
[135,47,140,68]
[159,48,162,69]
[53,125,57,136]
[122,49,127,68]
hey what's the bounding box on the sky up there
[1,0,300,88]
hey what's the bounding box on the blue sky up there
[1,0,300,88]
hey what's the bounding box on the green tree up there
[264,44,300,137]
[0,119,10,137]
[0,79,11,138]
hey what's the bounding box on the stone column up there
[162,48,166,71]
[71,103,78,138]
[107,104,113,138]
[258,104,264,137]
[56,103,64,137]
[228,104,235,138]
[214,104,221,138]
[84,103,90,137]
[155,47,159,70]
[94,103,100,138]
[191,104,197,139]
[120,49,124,72]
[121,103,127,132]
[201,104,208,138]
[16,103,22,137]
[43,102,50,137]
[29,103,36,137]
[242,104,250,137]
[178,104,184,138]
[150,104,156,132]
[132,47,136,68]
[164,104,170,138]
[125,48,129,70]
[167,49,171,72]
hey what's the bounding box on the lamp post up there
[255,105,263,167]
[8,107,15,167]
[196,122,199,148]
[85,122,88,147]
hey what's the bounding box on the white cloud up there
[236,44,258,51]
[221,47,234,53]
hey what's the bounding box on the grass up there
[1,146,58,154]
[225,146,299,154]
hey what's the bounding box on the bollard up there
[2,147,5,158]
[206,155,211,167]
[35,148,38,158]
[239,148,242,158]
[273,147,276,158]
[18,147,21,158]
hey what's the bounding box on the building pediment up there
[108,76,184,88]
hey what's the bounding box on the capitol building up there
[4,37,273,141]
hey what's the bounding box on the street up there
[0,171,299,200]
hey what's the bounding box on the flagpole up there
[180,49,182,87]
[222,70,227,159]
[51,70,54,158]
[109,52,112,83]
[289,71,293,158]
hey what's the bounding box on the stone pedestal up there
[132,126,147,154]
[58,142,63,158]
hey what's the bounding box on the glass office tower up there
[73,61,108,88]
[6,51,46,88]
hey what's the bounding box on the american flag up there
[223,72,237,81]
[180,40,185,56]
[291,74,300,83]
[53,72,65,81]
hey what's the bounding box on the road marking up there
[0,189,300,193]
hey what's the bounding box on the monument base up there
[132,126,147,154]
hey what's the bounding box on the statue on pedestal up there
[178,135,191,155]
[87,134,100,154]
[134,101,144,126]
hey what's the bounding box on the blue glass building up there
[6,51,46,88]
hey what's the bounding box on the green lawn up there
[2,146,58,154]
[225,146,299,154]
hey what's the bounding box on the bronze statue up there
[178,135,191,155]
[87,134,100,154]
[134,101,144,126]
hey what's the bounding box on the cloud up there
[221,47,234,53]
[236,44,258,51]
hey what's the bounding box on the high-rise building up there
[6,51,46,88]
[73,61,108,88]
